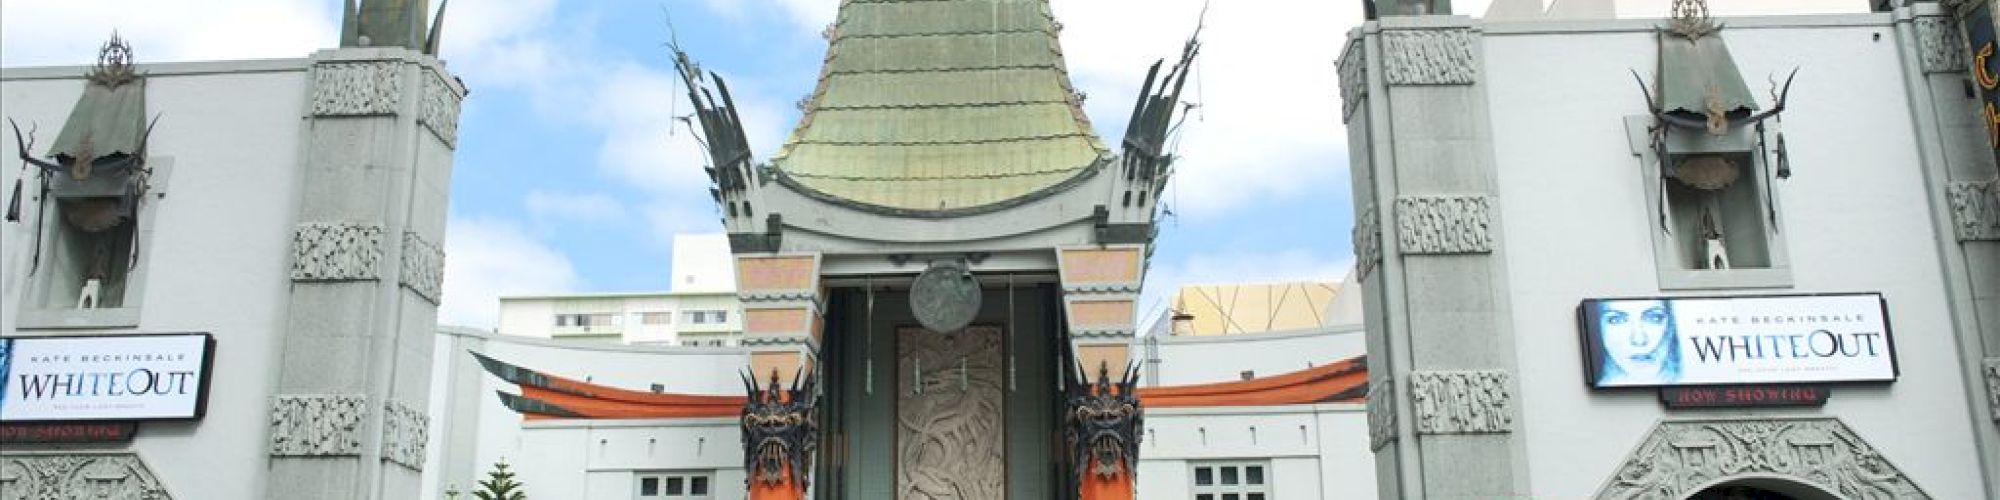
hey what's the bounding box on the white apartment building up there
[494,234,744,346]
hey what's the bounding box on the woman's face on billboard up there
[1600,300,1672,377]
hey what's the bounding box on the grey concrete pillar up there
[1342,16,1530,499]
[1897,2,2000,497]
[264,47,462,500]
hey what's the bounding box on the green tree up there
[473,459,527,500]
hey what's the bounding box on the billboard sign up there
[0,334,215,421]
[1578,294,1895,388]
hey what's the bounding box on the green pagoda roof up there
[771,0,1109,213]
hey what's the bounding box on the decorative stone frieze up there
[0,452,172,499]
[1986,358,2000,422]
[1339,41,1368,120]
[1947,180,2000,241]
[293,223,385,281]
[1381,29,1478,86]
[741,291,820,303]
[1916,17,1968,74]
[269,394,368,456]
[1395,195,1495,254]
[1368,377,1396,451]
[400,231,445,304]
[742,334,815,348]
[1353,202,1382,281]
[1061,283,1142,295]
[1597,417,1931,499]
[311,61,403,116]
[1070,328,1137,339]
[381,400,428,470]
[419,71,462,147]
[1408,370,1511,435]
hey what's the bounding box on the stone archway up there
[1595,417,1930,500]
[1685,475,1844,500]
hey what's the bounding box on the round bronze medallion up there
[910,261,981,333]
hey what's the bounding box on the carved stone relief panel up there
[1368,377,1397,451]
[1947,180,2000,241]
[1408,370,1511,435]
[1986,358,2000,422]
[293,223,384,281]
[0,452,173,500]
[1354,202,1383,281]
[1916,17,1968,74]
[1339,41,1368,121]
[270,394,368,456]
[1381,29,1478,86]
[400,230,445,304]
[1597,417,1932,499]
[381,399,429,470]
[897,326,1005,499]
[1395,195,1495,254]
[311,61,403,116]
[419,71,463,147]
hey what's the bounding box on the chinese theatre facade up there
[468,0,1371,498]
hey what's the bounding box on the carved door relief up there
[897,326,1005,499]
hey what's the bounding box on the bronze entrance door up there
[896,325,1005,499]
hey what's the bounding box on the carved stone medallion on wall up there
[1916,17,1968,74]
[311,61,403,116]
[1947,180,2000,241]
[1408,370,1511,435]
[1354,202,1383,281]
[293,223,385,281]
[400,230,445,304]
[1395,195,1495,254]
[1368,377,1397,450]
[897,326,1005,499]
[0,452,172,500]
[382,400,429,470]
[1597,417,1932,499]
[1381,29,1478,86]
[909,261,981,334]
[270,394,368,456]
[419,71,463,147]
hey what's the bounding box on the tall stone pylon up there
[263,10,462,497]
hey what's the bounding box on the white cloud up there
[524,189,628,226]
[1137,249,1354,334]
[591,61,793,195]
[1055,0,1356,219]
[439,216,582,328]
[0,0,336,66]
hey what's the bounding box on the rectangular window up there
[640,312,672,325]
[635,471,711,499]
[1190,462,1270,500]
[712,310,728,323]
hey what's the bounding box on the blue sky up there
[7,1,1851,328]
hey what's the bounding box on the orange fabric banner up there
[747,463,803,500]
[1080,468,1134,500]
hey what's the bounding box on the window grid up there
[1191,462,1271,500]
[640,312,673,325]
[635,471,712,499]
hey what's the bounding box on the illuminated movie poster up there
[0,334,214,421]
[1577,294,1897,388]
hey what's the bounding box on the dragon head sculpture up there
[741,368,818,491]
[1065,361,1143,480]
